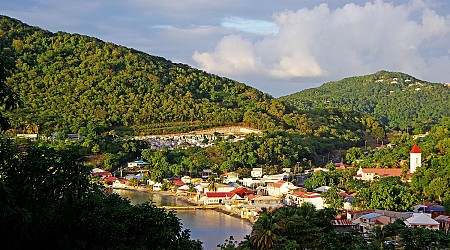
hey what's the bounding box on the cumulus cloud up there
[193,35,262,76]
[192,0,450,90]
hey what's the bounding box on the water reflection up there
[113,189,252,250]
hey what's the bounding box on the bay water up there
[113,189,252,249]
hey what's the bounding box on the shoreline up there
[111,186,254,225]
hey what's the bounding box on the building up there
[251,168,263,178]
[404,213,439,230]
[353,212,393,232]
[288,191,326,209]
[201,169,215,179]
[266,180,298,197]
[203,192,241,205]
[410,144,422,173]
[354,168,403,181]
[127,160,150,169]
[413,203,445,218]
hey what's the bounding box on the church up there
[354,144,422,181]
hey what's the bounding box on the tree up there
[0,138,203,249]
[207,175,218,192]
[0,56,20,132]
[249,210,281,250]
[322,186,344,210]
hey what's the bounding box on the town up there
[92,137,450,248]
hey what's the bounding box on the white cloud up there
[193,35,261,76]
[192,0,450,91]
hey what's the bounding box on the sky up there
[1,0,450,97]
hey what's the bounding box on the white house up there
[288,191,326,209]
[405,213,439,230]
[205,184,235,193]
[266,180,298,197]
[203,192,241,205]
[251,168,263,178]
[127,160,150,168]
[354,168,403,181]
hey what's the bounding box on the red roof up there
[104,176,118,182]
[291,191,321,198]
[171,179,185,186]
[230,187,254,197]
[268,180,287,188]
[410,144,422,153]
[246,194,260,201]
[206,192,233,198]
[361,168,403,177]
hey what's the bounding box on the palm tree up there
[250,210,281,250]
[207,176,218,192]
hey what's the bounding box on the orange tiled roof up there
[361,168,403,177]
[268,180,287,188]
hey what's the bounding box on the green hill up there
[1,15,281,135]
[1,15,385,155]
[281,71,450,131]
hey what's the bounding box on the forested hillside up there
[282,71,450,132]
[0,15,391,160]
[0,15,287,135]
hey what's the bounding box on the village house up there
[221,172,239,183]
[251,167,263,178]
[354,168,403,181]
[91,168,112,179]
[404,213,440,230]
[203,192,241,205]
[241,178,265,189]
[112,178,128,188]
[266,180,298,197]
[201,169,215,179]
[205,183,235,193]
[127,160,150,169]
[353,212,393,232]
[287,191,327,209]
[413,203,446,218]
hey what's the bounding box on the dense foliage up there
[282,70,450,131]
[0,15,383,149]
[0,138,202,249]
[0,54,20,131]
[0,15,275,135]
[219,205,450,250]
[337,117,450,212]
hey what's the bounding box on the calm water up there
[113,189,252,250]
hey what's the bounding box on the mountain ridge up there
[281,70,450,131]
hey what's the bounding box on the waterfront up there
[113,189,252,249]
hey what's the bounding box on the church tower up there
[410,144,422,173]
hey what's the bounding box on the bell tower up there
[410,144,422,173]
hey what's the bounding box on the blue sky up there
[1,0,450,97]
